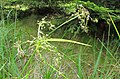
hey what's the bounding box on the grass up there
[0,11,120,79]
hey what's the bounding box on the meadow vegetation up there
[0,0,120,79]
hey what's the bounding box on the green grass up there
[0,13,120,79]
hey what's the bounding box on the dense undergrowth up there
[1,0,120,38]
[0,0,120,79]
[0,14,120,79]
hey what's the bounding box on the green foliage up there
[58,2,77,14]
[79,1,120,21]
[0,5,120,79]
[2,0,120,21]
[0,0,120,79]
[58,1,120,21]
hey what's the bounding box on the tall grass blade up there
[46,38,92,47]
[109,14,120,39]
[48,15,78,35]
[0,62,7,71]
[19,49,36,78]
[78,54,83,79]
[92,42,103,78]
[98,39,118,62]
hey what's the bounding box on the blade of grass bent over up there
[46,38,92,47]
